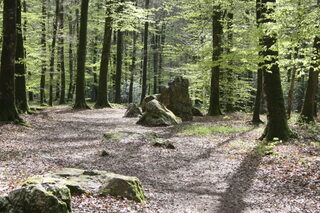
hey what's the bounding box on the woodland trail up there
[0,106,319,213]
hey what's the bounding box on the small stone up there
[100,150,110,157]
[124,104,142,118]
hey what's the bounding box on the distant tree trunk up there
[49,0,59,106]
[208,7,223,116]
[67,17,74,101]
[15,0,29,113]
[40,0,47,105]
[258,0,291,141]
[59,1,66,104]
[251,0,264,124]
[287,48,298,119]
[140,0,150,103]
[0,0,21,122]
[74,0,90,109]
[152,28,159,94]
[115,29,123,104]
[91,36,98,102]
[300,37,320,123]
[225,10,234,113]
[129,31,137,103]
[158,24,166,91]
[95,2,112,108]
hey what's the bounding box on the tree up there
[74,0,90,109]
[208,5,223,116]
[258,0,291,141]
[0,0,21,122]
[140,0,150,103]
[95,0,113,108]
[40,0,47,105]
[59,0,66,104]
[15,0,29,113]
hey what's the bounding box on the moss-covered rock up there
[192,107,204,117]
[100,176,145,203]
[4,184,71,213]
[22,168,146,203]
[124,104,142,118]
[141,95,159,112]
[137,100,181,127]
[103,131,138,143]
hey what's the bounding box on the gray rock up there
[124,104,142,118]
[158,76,193,121]
[4,184,71,213]
[141,95,159,112]
[137,100,181,127]
[192,107,204,116]
[22,168,146,203]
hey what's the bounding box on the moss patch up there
[179,125,250,136]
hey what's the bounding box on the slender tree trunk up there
[74,0,90,109]
[115,29,123,104]
[140,0,150,103]
[129,31,137,103]
[15,0,29,113]
[40,0,47,105]
[158,24,166,91]
[67,17,74,101]
[0,0,21,122]
[258,0,291,141]
[208,7,223,116]
[152,29,159,94]
[287,48,298,119]
[59,1,66,104]
[49,0,59,106]
[300,38,320,123]
[95,2,112,108]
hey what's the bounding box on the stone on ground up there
[158,76,193,121]
[141,95,159,112]
[124,103,142,118]
[0,184,71,213]
[22,168,145,203]
[192,107,204,116]
[137,100,181,127]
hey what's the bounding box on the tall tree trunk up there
[258,0,291,141]
[300,37,320,123]
[59,1,66,104]
[158,24,166,91]
[15,0,29,113]
[129,31,137,103]
[95,1,112,108]
[40,0,47,105]
[49,0,59,106]
[208,6,223,116]
[115,29,123,104]
[0,0,21,122]
[287,48,298,119]
[67,16,74,101]
[152,28,159,94]
[140,0,150,103]
[74,0,90,109]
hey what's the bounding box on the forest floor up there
[0,105,319,213]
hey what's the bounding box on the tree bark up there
[129,31,137,103]
[95,1,112,108]
[67,16,74,101]
[208,6,223,116]
[59,1,66,104]
[40,0,47,105]
[258,0,291,141]
[287,48,298,119]
[15,0,29,113]
[74,0,90,109]
[115,29,123,104]
[0,0,21,122]
[49,0,59,106]
[140,0,150,103]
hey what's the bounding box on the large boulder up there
[137,100,181,126]
[124,104,142,118]
[158,76,193,121]
[0,184,71,213]
[141,95,159,112]
[22,168,145,203]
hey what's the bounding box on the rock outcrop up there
[124,104,142,118]
[158,76,193,121]
[137,100,181,126]
[192,107,204,117]
[0,184,71,213]
[22,168,146,203]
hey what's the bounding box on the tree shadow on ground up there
[216,141,272,213]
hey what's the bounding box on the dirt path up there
[0,106,319,212]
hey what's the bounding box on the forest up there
[0,0,319,212]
